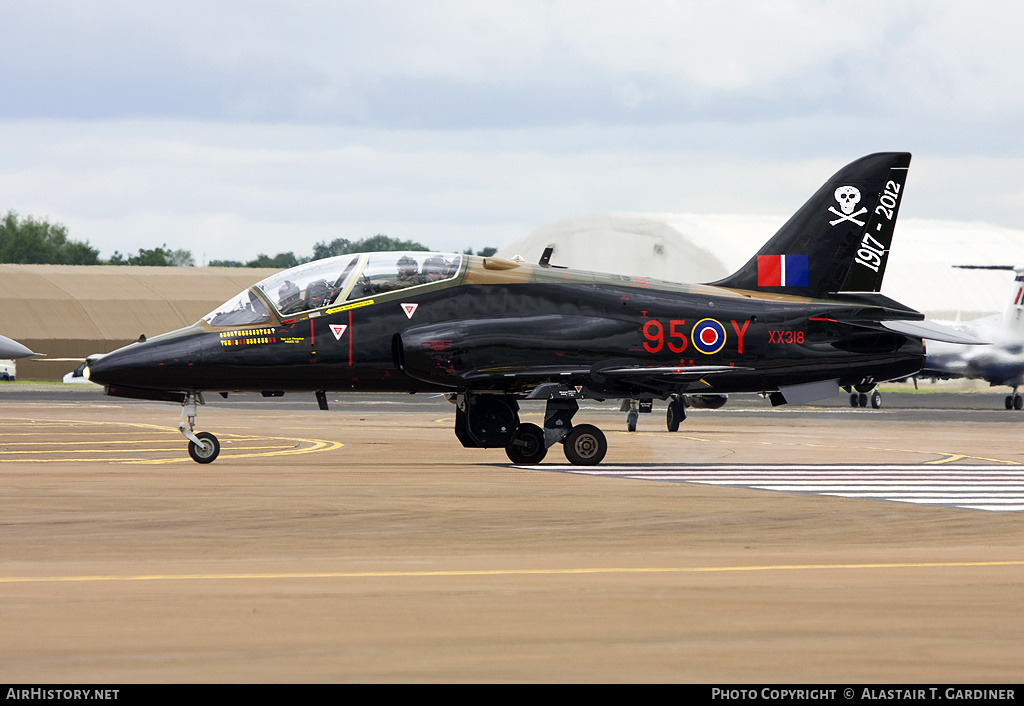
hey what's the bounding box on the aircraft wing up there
[442,361,753,400]
[462,362,746,382]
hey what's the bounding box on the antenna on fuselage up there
[538,247,554,266]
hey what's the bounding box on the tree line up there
[0,210,497,268]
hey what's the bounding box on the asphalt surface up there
[1,383,1022,682]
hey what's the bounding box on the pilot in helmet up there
[395,255,426,287]
[277,279,300,312]
[397,255,419,280]
[422,256,448,281]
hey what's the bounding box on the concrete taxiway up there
[0,385,1022,682]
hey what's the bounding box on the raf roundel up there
[691,318,727,355]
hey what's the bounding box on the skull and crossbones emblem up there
[829,185,868,226]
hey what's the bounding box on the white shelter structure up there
[498,213,729,286]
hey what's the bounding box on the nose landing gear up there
[179,392,220,464]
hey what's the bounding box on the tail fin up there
[1000,268,1024,335]
[708,152,911,297]
[953,265,1024,336]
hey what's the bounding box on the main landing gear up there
[1005,387,1024,410]
[180,392,220,464]
[620,398,654,432]
[666,395,686,432]
[621,396,686,432]
[504,398,607,466]
[454,394,607,466]
[848,386,882,409]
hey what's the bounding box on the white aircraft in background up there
[0,334,36,360]
[921,265,1024,409]
[0,334,39,382]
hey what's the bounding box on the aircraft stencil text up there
[768,330,805,344]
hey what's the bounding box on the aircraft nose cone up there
[83,345,148,387]
[85,333,205,390]
[82,353,119,386]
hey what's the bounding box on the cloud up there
[3,2,1024,262]
[6,1,1024,128]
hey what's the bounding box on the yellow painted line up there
[0,443,298,455]
[0,416,344,464]
[0,441,342,463]
[2,560,1023,585]
[1,440,232,448]
[126,437,344,464]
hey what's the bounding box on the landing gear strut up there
[179,392,220,464]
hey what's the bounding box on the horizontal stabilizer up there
[879,319,989,345]
[825,317,989,345]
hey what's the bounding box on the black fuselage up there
[86,279,925,401]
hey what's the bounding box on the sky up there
[3,1,1024,264]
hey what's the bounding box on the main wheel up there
[505,423,547,464]
[562,424,607,466]
[850,393,859,408]
[858,393,868,407]
[188,431,220,464]
[1006,396,1014,410]
[870,390,882,409]
[666,399,685,432]
[1014,395,1023,411]
[626,412,638,432]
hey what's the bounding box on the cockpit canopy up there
[203,251,463,326]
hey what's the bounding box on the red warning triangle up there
[329,324,348,340]
[401,303,418,319]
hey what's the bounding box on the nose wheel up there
[187,431,221,464]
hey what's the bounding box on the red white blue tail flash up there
[757,254,809,287]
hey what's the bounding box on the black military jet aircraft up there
[86,152,980,466]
